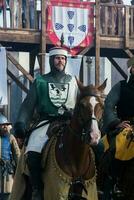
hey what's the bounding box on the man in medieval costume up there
[100,57,134,197]
[0,113,20,199]
[14,47,78,200]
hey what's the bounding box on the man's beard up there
[55,63,65,72]
[0,128,7,135]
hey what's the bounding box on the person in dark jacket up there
[101,57,134,195]
[103,57,134,133]
[14,47,78,200]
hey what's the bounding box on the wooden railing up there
[100,3,134,38]
[0,1,134,38]
[0,0,41,29]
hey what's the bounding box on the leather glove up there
[14,122,26,139]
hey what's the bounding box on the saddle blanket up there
[102,127,134,161]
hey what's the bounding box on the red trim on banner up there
[0,0,4,9]
[47,1,95,55]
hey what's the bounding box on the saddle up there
[102,126,134,161]
[46,120,67,138]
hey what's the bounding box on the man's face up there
[54,55,66,71]
[0,124,8,134]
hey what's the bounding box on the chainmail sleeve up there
[16,80,37,129]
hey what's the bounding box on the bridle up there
[57,91,104,199]
[70,93,103,144]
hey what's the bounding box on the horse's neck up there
[61,118,91,176]
[57,127,94,179]
[70,116,82,134]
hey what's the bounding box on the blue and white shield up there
[52,6,88,48]
[47,1,94,54]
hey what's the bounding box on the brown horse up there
[9,80,107,200]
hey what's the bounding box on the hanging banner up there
[0,47,8,105]
[47,0,94,55]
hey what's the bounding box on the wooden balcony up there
[98,3,134,58]
[0,1,134,55]
[0,0,134,85]
[0,0,44,51]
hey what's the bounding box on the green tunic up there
[16,72,78,129]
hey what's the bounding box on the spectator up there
[0,113,20,198]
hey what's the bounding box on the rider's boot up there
[26,151,43,200]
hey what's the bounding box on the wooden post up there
[95,0,100,86]
[29,51,36,78]
[7,52,34,82]
[7,69,29,93]
[125,49,134,58]
[18,0,22,28]
[125,6,129,48]
[3,0,7,28]
[40,0,46,75]
[26,0,30,29]
[7,79,11,120]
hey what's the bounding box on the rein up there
[68,116,98,143]
[58,124,92,175]
[58,124,92,200]
[57,84,106,199]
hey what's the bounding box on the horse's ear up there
[98,78,107,92]
[75,76,84,91]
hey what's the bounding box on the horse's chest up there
[42,138,98,200]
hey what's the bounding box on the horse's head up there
[73,79,107,145]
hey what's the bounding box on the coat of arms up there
[48,83,69,107]
[47,1,94,55]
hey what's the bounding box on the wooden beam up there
[7,52,34,82]
[29,51,36,78]
[18,0,22,28]
[125,6,129,48]
[0,29,41,44]
[108,57,127,80]
[3,0,7,28]
[125,49,134,58]
[26,0,30,28]
[79,44,94,56]
[95,0,100,86]
[7,69,28,93]
[10,0,15,28]
[40,0,47,74]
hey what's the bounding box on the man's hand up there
[116,121,131,129]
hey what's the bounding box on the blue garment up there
[1,135,11,161]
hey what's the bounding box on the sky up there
[123,0,131,4]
